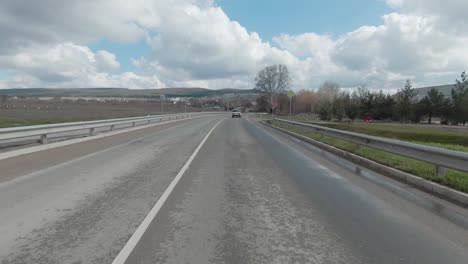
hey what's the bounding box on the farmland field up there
[0,98,202,128]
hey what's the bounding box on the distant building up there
[414,84,455,99]
[38,97,54,100]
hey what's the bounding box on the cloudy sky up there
[0,0,467,91]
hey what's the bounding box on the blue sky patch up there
[89,39,151,73]
[0,70,9,80]
[217,0,391,41]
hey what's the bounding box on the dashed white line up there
[111,118,224,264]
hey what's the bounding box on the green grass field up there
[272,116,468,153]
[309,122,468,147]
[269,120,468,193]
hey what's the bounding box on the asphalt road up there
[1,114,468,263]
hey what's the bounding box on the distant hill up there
[0,87,256,98]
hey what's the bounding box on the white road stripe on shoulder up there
[111,118,224,264]
[0,115,211,161]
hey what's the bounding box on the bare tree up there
[295,90,319,113]
[318,81,340,103]
[255,95,269,112]
[254,64,291,113]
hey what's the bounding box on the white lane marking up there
[0,115,212,161]
[111,118,224,264]
[0,119,202,187]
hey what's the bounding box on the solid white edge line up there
[0,114,212,161]
[111,118,224,264]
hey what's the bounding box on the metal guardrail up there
[269,119,468,175]
[0,112,209,145]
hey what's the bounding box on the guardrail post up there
[110,125,115,131]
[160,117,163,122]
[132,122,136,127]
[435,165,446,177]
[147,120,151,124]
[40,134,48,144]
[89,128,95,136]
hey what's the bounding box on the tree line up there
[255,65,468,125]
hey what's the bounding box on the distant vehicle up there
[232,109,241,118]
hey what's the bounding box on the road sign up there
[160,95,166,100]
[287,90,295,99]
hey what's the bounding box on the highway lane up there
[0,115,224,263]
[1,114,468,264]
[0,114,196,151]
[124,116,468,264]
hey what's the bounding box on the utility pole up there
[160,95,165,113]
[289,98,292,120]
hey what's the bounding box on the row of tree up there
[254,64,468,125]
[315,73,468,124]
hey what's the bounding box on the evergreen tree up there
[451,71,468,125]
[396,80,416,122]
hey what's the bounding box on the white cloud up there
[0,0,467,90]
[386,0,468,35]
[0,43,164,89]
[95,51,121,71]
[0,43,119,82]
[142,4,296,81]
[273,33,335,60]
[388,0,468,17]
[330,12,468,88]
[385,0,403,8]
[0,1,149,52]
